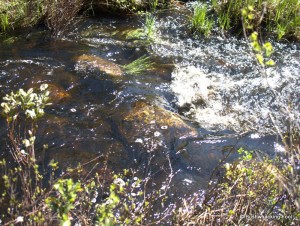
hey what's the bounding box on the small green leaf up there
[266,59,275,66]
[247,13,254,20]
[241,8,247,17]
[256,54,264,65]
[252,42,261,52]
[25,109,36,119]
[250,32,258,42]
[228,209,235,216]
[248,5,254,11]
[62,219,71,226]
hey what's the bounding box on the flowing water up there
[0,5,299,203]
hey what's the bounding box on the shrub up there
[91,0,169,14]
[45,0,86,36]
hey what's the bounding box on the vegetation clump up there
[0,0,170,36]
[190,3,214,37]
[174,149,300,225]
[1,0,299,40]
[210,0,300,40]
[0,0,85,36]
[91,0,168,14]
[123,55,154,75]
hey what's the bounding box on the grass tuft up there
[191,3,214,37]
[123,55,154,75]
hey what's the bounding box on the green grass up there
[211,0,300,40]
[145,12,156,39]
[0,0,28,32]
[123,55,154,75]
[191,3,214,37]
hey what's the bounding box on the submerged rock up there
[124,101,193,128]
[24,81,71,105]
[121,100,198,143]
[75,54,123,77]
[47,84,71,104]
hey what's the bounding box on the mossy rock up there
[75,54,123,77]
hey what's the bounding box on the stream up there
[0,5,299,204]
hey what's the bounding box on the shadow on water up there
[0,9,299,203]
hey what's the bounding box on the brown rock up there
[76,54,123,77]
[47,84,71,104]
[122,100,198,140]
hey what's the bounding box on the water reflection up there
[0,10,299,202]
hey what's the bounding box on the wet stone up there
[47,84,71,104]
[122,100,198,141]
[75,54,123,77]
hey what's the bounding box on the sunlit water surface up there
[0,7,299,206]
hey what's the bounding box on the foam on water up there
[152,9,300,134]
[170,63,300,133]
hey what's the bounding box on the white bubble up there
[250,133,260,139]
[135,138,143,144]
[274,142,285,153]
[154,131,161,137]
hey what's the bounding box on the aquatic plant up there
[191,3,214,37]
[123,55,154,75]
[124,10,157,41]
